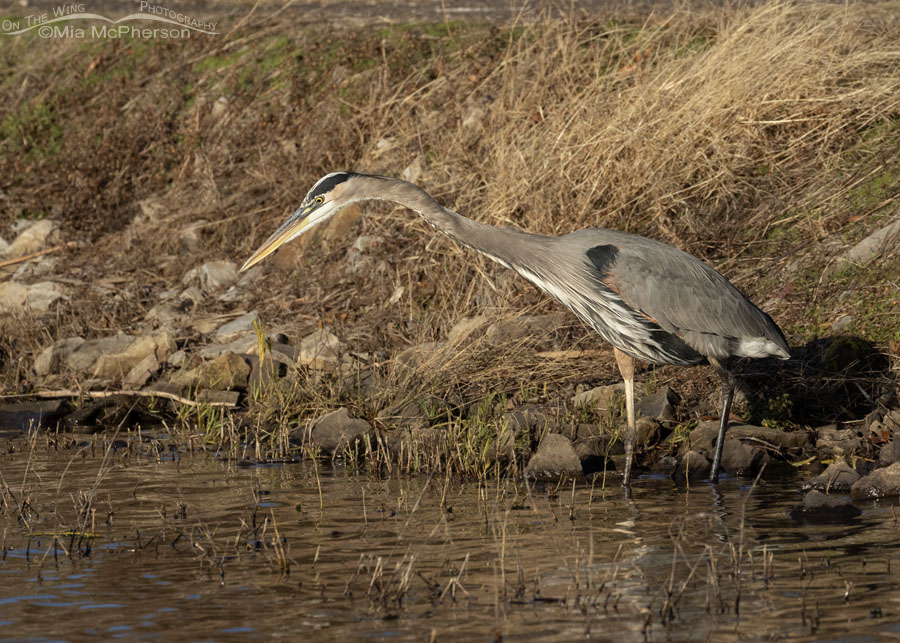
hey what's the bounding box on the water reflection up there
[0,434,898,641]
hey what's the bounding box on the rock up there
[673,450,711,481]
[831,315,854,331]
[270,341,299,364]
[33,337,85,376]
[63,395,139,431]
[816,424,861,456]
[462,105,485,129]
[92,329,177,380]
[401,155,424,184]
[0,399,69,431]
[182,260,239,293]
[802,459,861,492]
[652,455,679,476]
[721,437,767,476]
[0,281,67,312]
[636,416,662,447]
[214,311,259,341]
[502,405,551,438]
[484,313,565,345]
[170,352,250,390]
[179,220,207,252]
[13,256,59,281]
[344,235,383,275]
[883,408,900,433]
[690,421,809,451]
[525,434,582,480]
[636,386,679,421]
[298,327,343,370]
[393,342,445,373]
[3,219,61,258]
[851,462,900,499]
[198,332,258,359]
[880,440,900,466]
[308,408,372,455]
[832,218,900,274]
[571,383,624,410]
[447,315,488,344]
[789,490,861,522]
[66,335,134,372]
[123,353,159,387]
[246,353,283,393]
[196,390,240,406]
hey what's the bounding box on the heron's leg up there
[614,348,636,486]
[709,360,734,484]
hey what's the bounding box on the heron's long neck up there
[365,176,540,271]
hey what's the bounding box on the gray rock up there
[196,390,240,406]
[690,421,809,451]
[636,386,679,421]
[182,260,239,293]
[851,462,900,499]
[198,332,258,359]
[92,330,177,380]
[393,342,445,373]
[0,399,69,431]
[299,327,343,370]
[674,450,711,481]
[66,335,134,372]
[123,353,159,387]
[344,235,383,274]
[0,281,68,312]
[214,311,259,341]
[802,459,861,492]
[447,315,488,344]
[502,405,552,438]
[571,383,624,410]
[13,256,59,281]
[270,341,299,363]
[525,434,582,480]
[816,424,861,456]
[179,220,207,252]
[309,408,372,455]
[880,440,900,466]
[790,490,861,522]
[833,218,900,273]
[170,352,250,391]
[484,313,565,345]
[883,408,900,433]
[652,455,679,476]
[636,416,662,447]
[3,219,61,258]
[33,337,85,376]
[719,437,766,476]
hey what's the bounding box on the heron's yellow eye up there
[315,196,324,204]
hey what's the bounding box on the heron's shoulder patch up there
[585,244,619,276]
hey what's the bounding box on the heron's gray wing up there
[577,231,788,359]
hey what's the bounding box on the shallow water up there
[1,433,899,641]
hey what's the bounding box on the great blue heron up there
[240,172,790,485]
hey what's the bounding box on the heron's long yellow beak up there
[240,206,313,272]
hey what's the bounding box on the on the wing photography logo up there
[1,1,218,39]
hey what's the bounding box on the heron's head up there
[240,171,361,272]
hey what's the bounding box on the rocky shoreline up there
[3,216,900,521]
